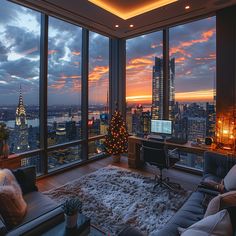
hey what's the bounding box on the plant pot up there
[112,154,121,163]
[65,213,78,229]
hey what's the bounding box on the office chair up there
[140,140,181,191]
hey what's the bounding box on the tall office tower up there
[152,57,163,120]
[151,57,175,120]
[169,58,175,120]
[14,87,29,152]
[206,102,216,137]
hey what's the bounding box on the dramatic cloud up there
[126,17,216,104]
[0,0,215,107]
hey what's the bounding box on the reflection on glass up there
[126,31,163,136]
[88,32,109,137]
[0,1,40,155]
[48,145,82,171]
[88,139,106,159]
[48,17,82,146]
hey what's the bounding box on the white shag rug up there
[44,166,190,235]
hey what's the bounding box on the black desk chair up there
[141,140,181,191]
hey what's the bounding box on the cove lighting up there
[88,0,178,20]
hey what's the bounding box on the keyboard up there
[166,137,187,144]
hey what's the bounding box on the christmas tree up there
[104,109,128,155]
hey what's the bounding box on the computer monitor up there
[151,119,172,135]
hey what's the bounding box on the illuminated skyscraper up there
[152,57,163,120]
[14,86,29,152]
[151,57,175,120]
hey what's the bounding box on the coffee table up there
[41,220,107,236]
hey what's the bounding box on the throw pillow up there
[181,209,232,236]
[12,168,38,194]
[0,169,27,229]
[204,191,236,217]
[224,164,236,191]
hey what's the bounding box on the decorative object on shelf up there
[104,106,128,163]
[216,115,236,153]
[62,197,82,229]
[0,123,9,159]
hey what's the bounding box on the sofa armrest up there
[203,151,236,179]
[0,217,7,236]
[6,207,64,236]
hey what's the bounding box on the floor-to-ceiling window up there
[88,32,109,158]
[169,17,216,170]
[47,17,83,171]
[126,31,163,136]
[0,0,42,172]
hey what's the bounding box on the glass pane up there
[48,145,82,171]
[88,139,106,159]
[169,17,216,170]
[21,155,43,175]
[88,32,109,137]
[48,17,82,146]
[169,17,216,142]
[178,152,203,171]
[0,1,40,154]
[126,31,163,136]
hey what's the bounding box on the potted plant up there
[0,123,9,159]
[62,197,82,229]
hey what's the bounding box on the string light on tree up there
[104,107,128,162]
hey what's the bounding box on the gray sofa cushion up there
[156,191,205,236]
[22,192,58,225]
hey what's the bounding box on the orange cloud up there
[71,51,81,56]
[48,50,57,55]
[60,75,81,79]
[22,47,38,55]
[170,28,215,58]
[89,66,109,81]
[175,57,186,63]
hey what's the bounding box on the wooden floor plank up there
[37,156,202,192]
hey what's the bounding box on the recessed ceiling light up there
[129,24,134,28]
[185,5,190,10]
[115,24,119,28]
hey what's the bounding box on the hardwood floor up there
[37,156,202,192]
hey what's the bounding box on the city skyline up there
[0,1,215,106]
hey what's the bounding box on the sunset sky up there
[0,0,215,106]
[126,17,216,104]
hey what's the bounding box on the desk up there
[128,136,212,168]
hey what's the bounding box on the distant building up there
[188,117,206,141]
[206,102,216,137]
[14,87,29,152]
[151,57,175,120]
[152,57,163,120]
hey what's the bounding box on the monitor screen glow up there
[151,120,172,135]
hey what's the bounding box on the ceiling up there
[13,0,236,38]
[88,0,178,20]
